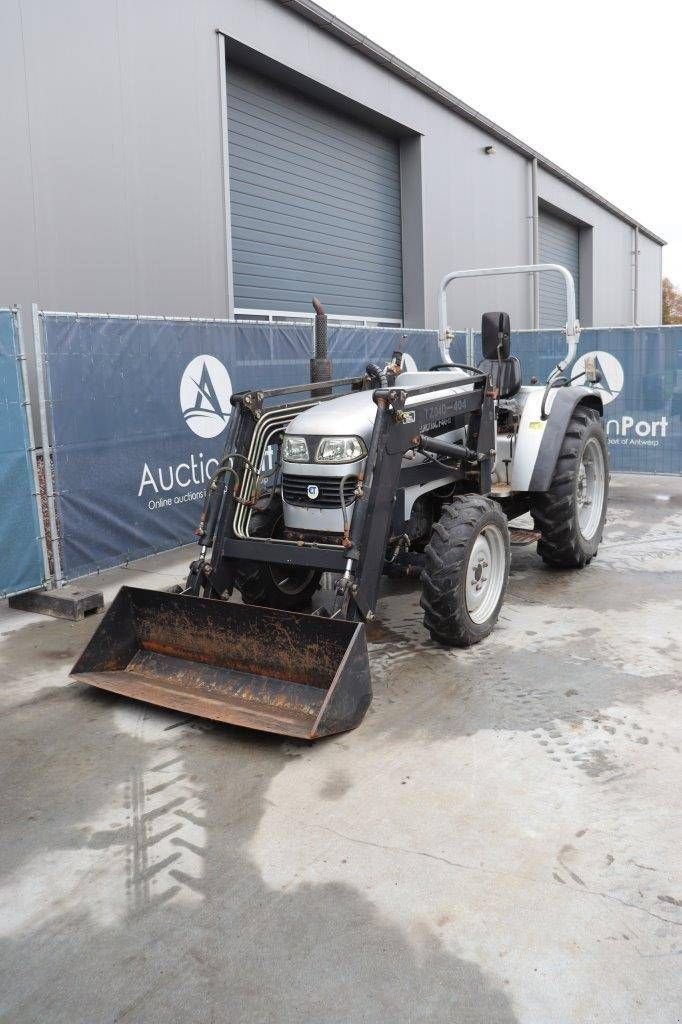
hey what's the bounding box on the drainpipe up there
[531,158,540,328]
[632,225,640,325]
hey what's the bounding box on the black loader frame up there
[186,368,495,626]
[72,366,495,740]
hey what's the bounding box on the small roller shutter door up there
[226,64,403,320]
[539,209,580,327]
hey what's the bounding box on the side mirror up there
[482,312,511,360]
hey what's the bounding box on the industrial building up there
[2,0,664,329]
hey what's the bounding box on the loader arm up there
[200,368,494,623]
[348,373,494,618]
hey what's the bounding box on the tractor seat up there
[478,355,522,399]
[478,311,522,399]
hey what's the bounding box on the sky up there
[319,0,681,285]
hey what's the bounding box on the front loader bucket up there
[71,586,371,740]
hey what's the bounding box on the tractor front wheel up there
[420,495,510,647]
[531,406,609,568]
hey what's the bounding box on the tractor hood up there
[284,369,470,446]
[285,390,377,447]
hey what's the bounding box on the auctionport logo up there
[571,350,668,445]
[180,355,232,438]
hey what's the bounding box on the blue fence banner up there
[41,315,440,580]
[0,309,45,597]
[472,327,682,475]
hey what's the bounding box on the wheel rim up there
[576,437,606,540]
[267,514,316,596]
[465,524,507,624]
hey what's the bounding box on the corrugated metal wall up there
[1,1,663,338]
[539,208,581,327]
[226,64,403,320]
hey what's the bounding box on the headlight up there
[282,435,310,462]
[315,436,367,463]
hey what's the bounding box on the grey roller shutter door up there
[539,209,580,328]
[226,65,403,321]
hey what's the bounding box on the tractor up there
[72,264,609,739]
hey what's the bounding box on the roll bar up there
[437,263,581,371]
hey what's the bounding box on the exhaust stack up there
[310,296,332,393]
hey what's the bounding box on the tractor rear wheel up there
[530,406,609,568]
[234,505,321,612]
[420,495,510,647]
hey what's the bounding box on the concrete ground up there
[1,473,681,1024]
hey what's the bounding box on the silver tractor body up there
[281,368,471,535]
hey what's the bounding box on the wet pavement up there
[0,473,680,1023]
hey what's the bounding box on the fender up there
[528,386,603,492]
[510,386,603,493]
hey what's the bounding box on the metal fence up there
[36,312,441,582]
[9,311,681,595]
[0,308,47,597]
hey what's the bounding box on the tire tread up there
[530,406,609,568]
[420,495,510,647]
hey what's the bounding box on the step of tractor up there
[509,527,541,546]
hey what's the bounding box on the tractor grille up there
[282,474,358,509]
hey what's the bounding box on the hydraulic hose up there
[195,461,240,544]
[195,450,269,543]
[339,473,356,542]
[540,375,569,420]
